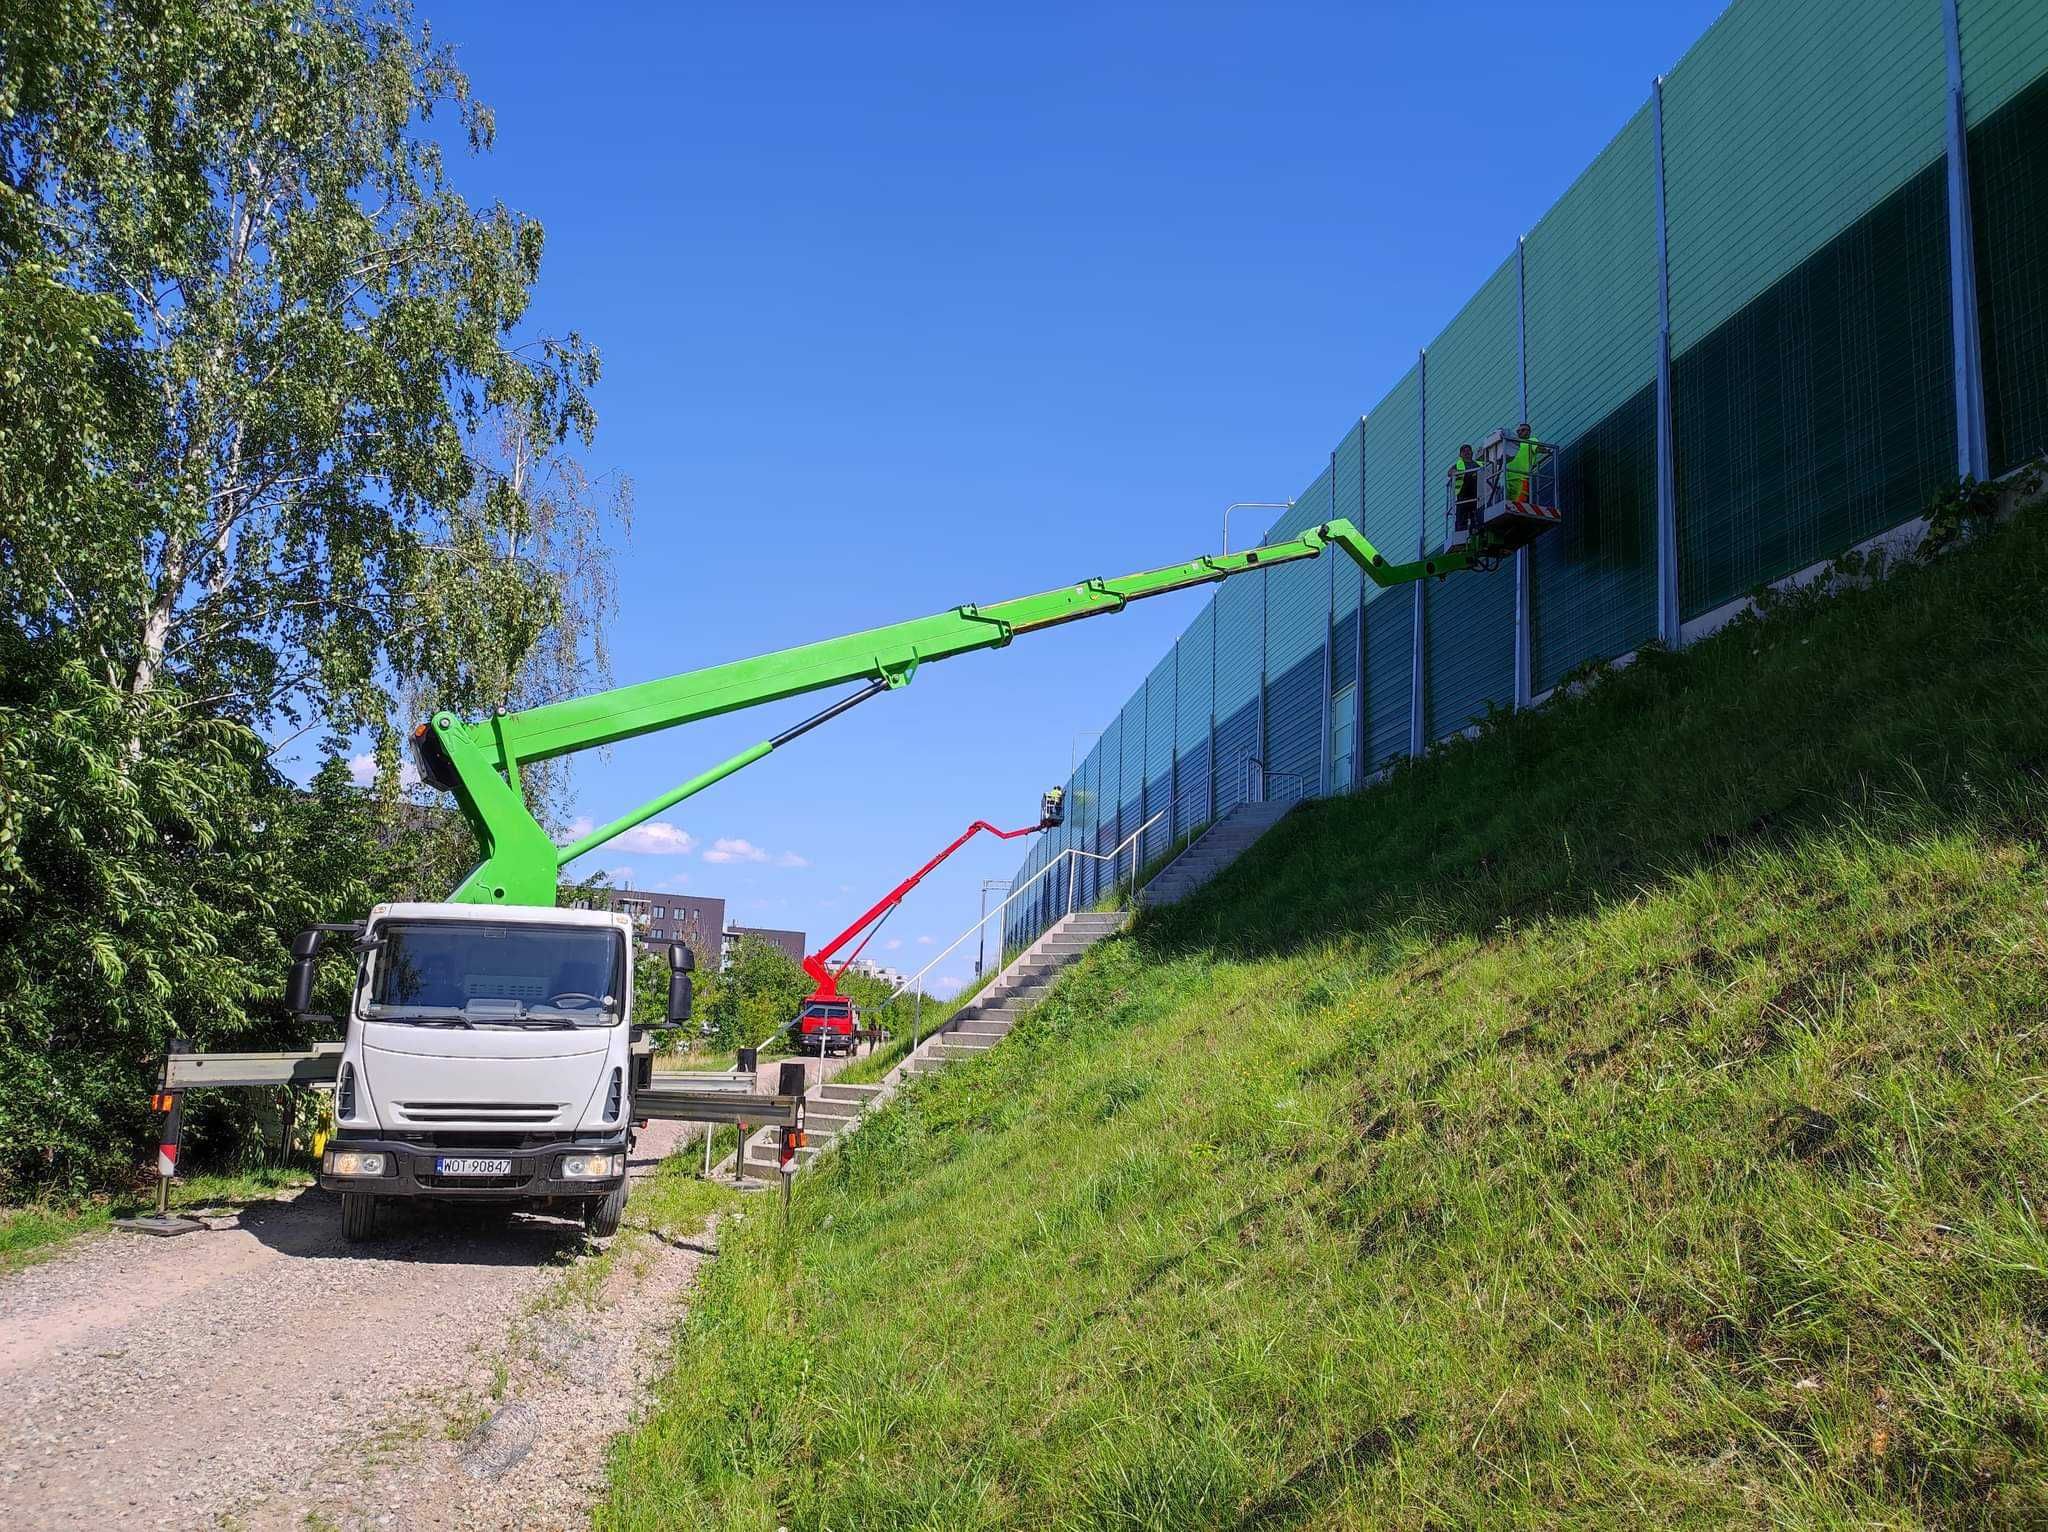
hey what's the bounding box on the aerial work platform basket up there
[1445,427,1562,566]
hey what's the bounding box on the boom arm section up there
[801,819,1041,1002]
[416,515,1500,907]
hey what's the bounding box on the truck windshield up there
[366,921,625,1026]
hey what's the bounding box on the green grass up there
[601,511,2048,1529]
[0,1165,316,1273]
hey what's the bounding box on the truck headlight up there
[324,1150,386,1177]
[559,1152,622,1180]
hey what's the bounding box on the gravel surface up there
[0,1120,718,1531]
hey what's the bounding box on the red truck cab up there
[792,994,859,1055]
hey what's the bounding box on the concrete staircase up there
[1136,798,1293,909]
[739,911,1126,1179]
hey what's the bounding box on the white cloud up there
[776,851,811,868]
[652,875,690,892]
[702,837,769,864]
[617,821,696,855]
[603,866,636,887]
[926,974,967,999]
[347,752,419,789]
[557,816,695,856]
[916,934,935,945]
[884,938,903,951]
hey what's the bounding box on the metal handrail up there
[885,810,1165,1055]
[1244,757,1309,806]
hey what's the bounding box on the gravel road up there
[0,1121,721,1531]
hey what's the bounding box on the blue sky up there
[387,0,1723,992]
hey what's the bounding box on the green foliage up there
[602,509,2048,1527]
[703,936,811,1052]
[0,0,623,1193]
[1919,458,2045,560]
[0,634,411,1194]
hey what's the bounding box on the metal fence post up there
[1942,0,1990,479]
[1514,235,1534,708]
[1354,419,1368,779]
[1652,74,1680,647]
[1257,559,1269,796]
[1410,348,1428,757]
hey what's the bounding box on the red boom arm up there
[803,820,1042,1001]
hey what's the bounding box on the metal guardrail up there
[637,1085,800,1127]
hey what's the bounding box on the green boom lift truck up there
[140,508,1554,1240]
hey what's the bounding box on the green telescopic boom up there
[414,517,1505,906]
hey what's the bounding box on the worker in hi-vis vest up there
[1450,444,1479,536]
[1505,423,1539,505]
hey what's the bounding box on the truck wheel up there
[340,1192,379,1242]
[584,1182,627,1238]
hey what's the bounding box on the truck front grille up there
[416,1172,533,1191]
[394,1101,562,1125]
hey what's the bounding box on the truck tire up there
[584,1181,627,1238]
[340,1191,379,1242]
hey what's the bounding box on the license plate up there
[434,1156,513,1177]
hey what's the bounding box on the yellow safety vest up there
[1506,440,1538,499]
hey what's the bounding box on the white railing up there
[884,810,1165,1054]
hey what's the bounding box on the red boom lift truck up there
[789,790,1066,1055]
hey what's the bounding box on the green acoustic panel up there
[1211,572,1262,816]
[1959,0,2048,126]
[1531,383,1660,690]
[1676,157,1955,618]
[1173,605,1214,831]
[1524,103,1660,690]
[1118,690,1146,855]
[1426,559,1517,738]
[1332,418,1366,524]
[1363,590,1413,772]
[1969,70,2048,473]
[1144,650,1176,858]
[1331,419,1366,652]
[1422,255,1522,554]
[1092,720,1119,901]
[1525,106,1659,447]
[1363,366,1422,577]
[1664,0,1947,357]
[1263,489,1332,791]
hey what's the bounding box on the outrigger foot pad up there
[115,1214,207,1237]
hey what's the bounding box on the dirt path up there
[0,1121,723,1531]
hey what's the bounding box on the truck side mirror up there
[284,928,321,1015]
[666,971,694,1024]
[669,943,696,973]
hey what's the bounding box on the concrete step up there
[948,1021,1010,1039]
[816,1082,884,1104]
[931,1042,991,1060]
[803,1105,863,1128]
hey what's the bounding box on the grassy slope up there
[603,514,2048,1530]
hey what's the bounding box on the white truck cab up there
[316,901,667,1241]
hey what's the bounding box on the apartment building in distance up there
[723,924,807,967]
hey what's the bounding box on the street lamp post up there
[977,878,1009,978]
[1221,500,1294,555]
